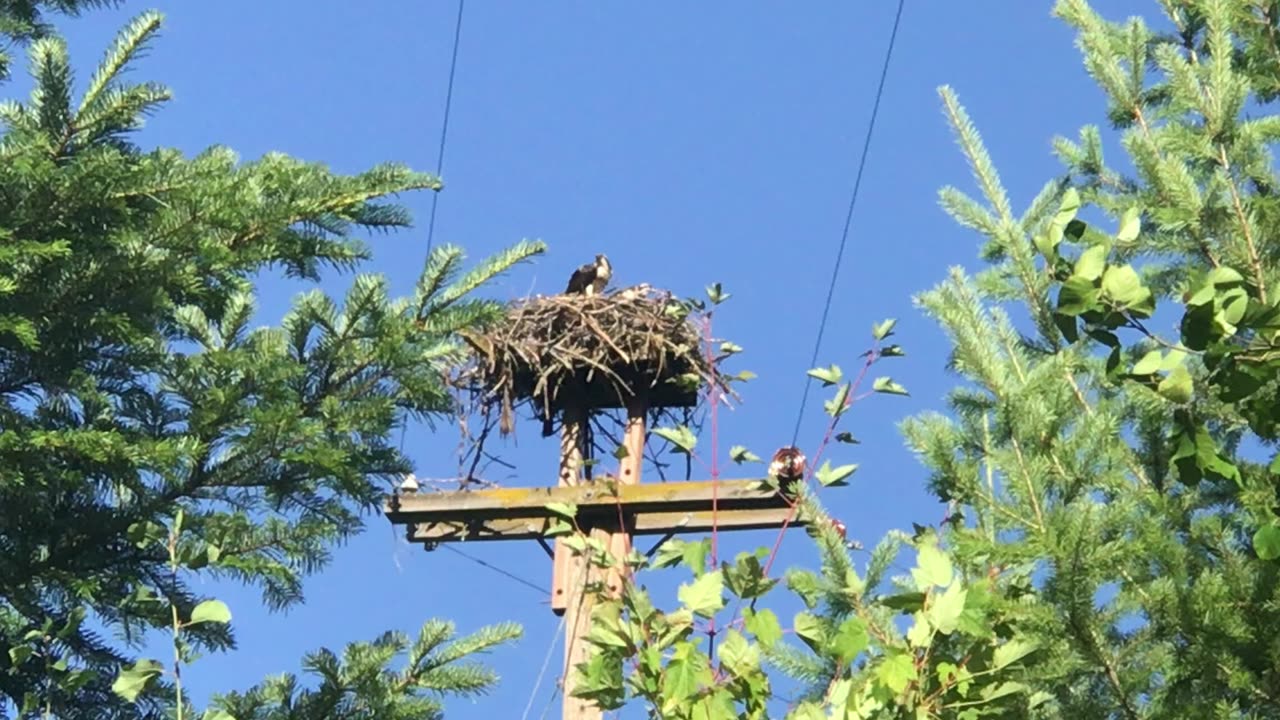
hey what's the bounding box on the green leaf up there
[873,376,909,396]
[879,591,927,612]
[203,711,237,720]
[1221,287,1249,326]
[1073,244,1108,281]
[8,646,33,666]
[545,502,578,519]
[543,518,574,537]
[706,282,730,304]
[1207,266,1246,287]
[906,611,933,648]
[661,644,713,713]
[1181,301,1217,351]
[1171,421,1241,485]
[111,659,163,703]
[912,542,953,589]
[928,582,967,635]
[1157,365,1194,404]
[1057,276,1099,316]
[1270,452,1280,475]
[653,425,698,454]
[189,599,232,626]
[585,602,632,649]
[834,431,860,444]
[1116,207,1141,243]
[824,383,851,417]
[1131,349,1162,376]
[815,460,859,488]
[1254,524,1280,561]
[872,318,897,340]
[793,612,825,653]
[1161,349,1187,372]
[982,681,1029,701]
[729,445,762,464]
[652,538,706,572]
[1034,232,1057,261]
[718,341,742,355]
[992,638,1039,670]
[127,520,165,550]
[1053,312,1080,342]
[788,702,826,720]
[832,616,869,663]
[876,651,916,694]
[723,552,777,600]
[612,444,629,460]
[717,628,759,677]
[880,344,906,357]
[677,570,725,618]
[744,608,782,648]
[682,538,711,576]
[807,364,843,386]
[574,651,626,708]
[1055,188,1081,228]
[1101,264,1153,314]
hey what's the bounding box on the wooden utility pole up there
[383,422,807,720]
[384,288,811,719]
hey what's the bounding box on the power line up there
[425,0,467,255]
[399,0,466,456]
[521,612,567,720]
[440,544,549,596]
[791,0,906,444]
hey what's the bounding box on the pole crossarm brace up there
[383,478,807,545]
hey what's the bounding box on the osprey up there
[565,254,612,296]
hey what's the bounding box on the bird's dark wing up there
[565,263,595,294]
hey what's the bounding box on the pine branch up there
[76,10,163,118]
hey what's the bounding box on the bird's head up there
[595,253,610,269]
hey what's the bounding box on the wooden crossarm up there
[383,478,795,529]
[382,476,808,720]
[403,506,808,544]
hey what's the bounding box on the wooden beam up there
[404,506,808,544]
[384,478,789,523]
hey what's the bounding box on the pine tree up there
[901,0,1280,716]
[211,620,522,720]
[0,0,121,81]
[0,9,539,718]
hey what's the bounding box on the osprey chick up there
[565,254,612,296]
[615,282,652,302]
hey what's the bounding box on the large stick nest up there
[455,285,732,434]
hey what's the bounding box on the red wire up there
[704,313,723,656]
[705,314,721,568]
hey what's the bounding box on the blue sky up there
[35,1,1154,716]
